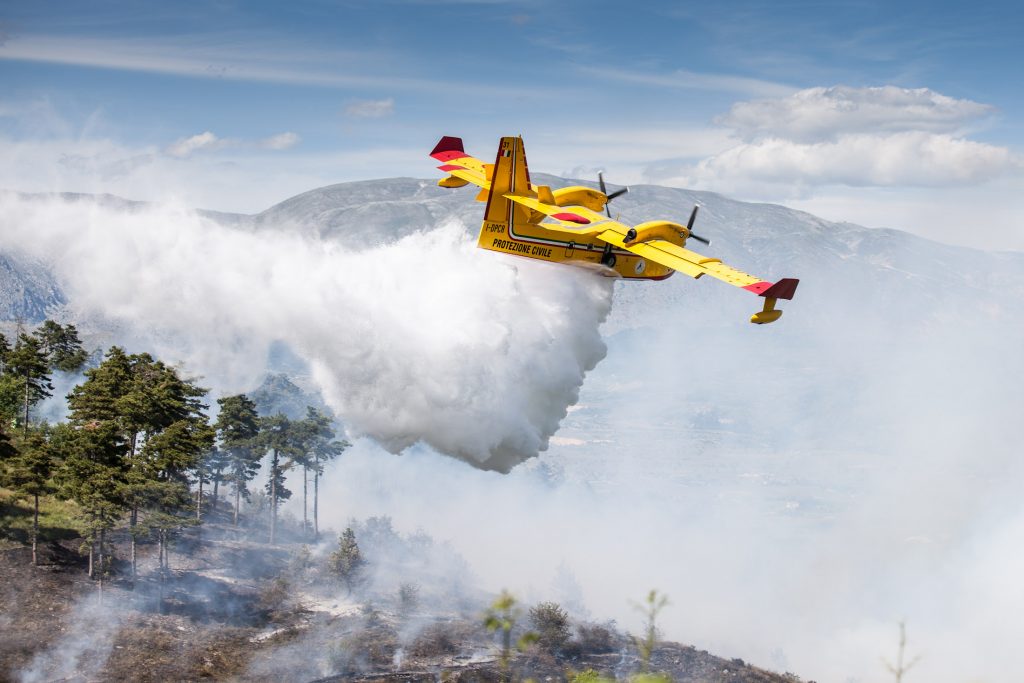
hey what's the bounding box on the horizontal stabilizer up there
[431,136,467,161]
[761,278,799,300]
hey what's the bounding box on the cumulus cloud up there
[719,85,994,143]
[165,130,224,158]
[344,98,395,118]
[260,131,300,150]
[678,85,1018,191]
[690,131,1016,188]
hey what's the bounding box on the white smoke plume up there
[0,194,613,471]
[18,597,124,683]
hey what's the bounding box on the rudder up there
[482,136,533,226]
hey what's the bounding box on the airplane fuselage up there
[477,218,674,280]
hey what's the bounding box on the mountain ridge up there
[3,177,1022,332]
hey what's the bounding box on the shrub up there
[398,582,420,614]
[575,621,617,654]
[409,622,460,657]
[529,601,571,654]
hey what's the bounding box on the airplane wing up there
[430,136,491,190]
[596,223,799,323]
[504,193,799,324]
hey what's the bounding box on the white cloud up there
[687,131,1017,189]
[344,98,395,118]
[260,131,300,150]
[165,131,223,158]
[719,85,994,143]
[670,86,1019,192]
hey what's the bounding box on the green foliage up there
[0,485,82,542]
[55,420,128,542]
[296,406,349,475]
[327,526,366,594]
[0,373,23,427]
[5,332,53,432]
[35,320,89,373]
[3,429,54,498]
[632,590,670,674]
[259,413,297,502]
[63,346,213,563]
[0,418,17,461]
[484,590,538,679]
[568,669,615,683]
[214,394,262,505]
[529,601,571,654]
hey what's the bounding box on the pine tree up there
[295,407,348,540]
[54,420,127,595]
[35,320,89,373]
[258,414,297,544]
[136,416,213,580]
[67,348,210,579]
[0,424,16,461]
[0,331,10,370]
[3,429,55,565]
[5,333,53,436]
[140,418,215,508]
[214,394,261,525]
[327,526,366,595]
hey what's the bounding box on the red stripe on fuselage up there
[551,212,590,224]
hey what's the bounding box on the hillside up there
[1,178,1021,681]
[0,492,805,683]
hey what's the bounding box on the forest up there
[0,320,804,683]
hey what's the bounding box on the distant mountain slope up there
[2,178,1023,335]
[0,252,64,323]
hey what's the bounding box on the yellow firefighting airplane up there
[431,135,799,324]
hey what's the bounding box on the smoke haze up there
[1,187,1022,682]
[0,194,612,471]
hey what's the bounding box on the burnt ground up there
[0,526,809,683]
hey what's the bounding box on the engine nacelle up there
[626,221,687,246]
[438,175,469,188]
[551,186,607,213]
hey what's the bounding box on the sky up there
[0,0,1022,250]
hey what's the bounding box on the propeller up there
[598,172,629,218]
[685,205,710,245]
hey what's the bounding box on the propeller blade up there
[686,205,699,232]
[683,205,709,244]
[606,187,629,201]
[598,172,612,217]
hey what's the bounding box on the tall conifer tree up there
[3,430,55,565]
[5,333,53,435]
[35,320,89,373]
[258,414,297,544]
[295,407,348,540]
[214,394,261,526]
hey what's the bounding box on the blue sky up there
[1,0,1021,248]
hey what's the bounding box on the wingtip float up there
[430,135,799,325]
